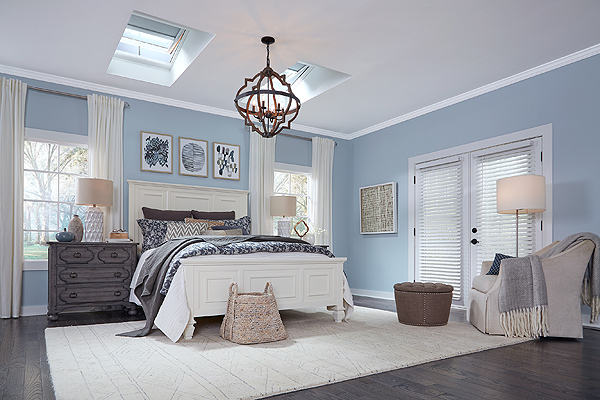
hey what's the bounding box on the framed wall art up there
[213,142,240,180]
[359,182,397,234]
[179,137,208,177]
[141,131,172,174]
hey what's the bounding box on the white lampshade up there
[497,175,546,214]
[270,196,297,217]
[76,178,113,207]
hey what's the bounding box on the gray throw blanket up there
[499,255,549,338]
[118,235,312,337]
[540,232,600,323]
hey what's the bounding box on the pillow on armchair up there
[486,253,514,275]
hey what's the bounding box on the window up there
[274,163,311,237]
[23,132,88,261]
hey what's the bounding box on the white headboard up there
[128,180,249,246]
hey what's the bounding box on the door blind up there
[473,143,538,273]
[416,158,464,302]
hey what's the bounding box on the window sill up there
[23,259,48,271]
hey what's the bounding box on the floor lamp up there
[270,196,296,237]
[496,175,546,257]
[76,178,113,242]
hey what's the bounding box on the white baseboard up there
[351,288,395,300]
[21,305,48,317]
[582,313,600,331]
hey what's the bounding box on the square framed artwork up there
[179,137,208,177]
[141,131,173,174]
[213,142,240,180]
[359,182,397,234]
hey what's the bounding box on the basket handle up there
[229,281,238,296]
[264,281,273,294]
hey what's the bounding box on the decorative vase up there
[68,214,84,242]
[55,228,75,242]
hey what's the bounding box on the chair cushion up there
[486,253,514,275]
[471,274,498,294]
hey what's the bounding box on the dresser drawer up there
[57,247,95,264]
[57,285,131,305]
[56,266,131,284]
[97,247,133,263]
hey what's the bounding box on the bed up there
[127,180,348,342]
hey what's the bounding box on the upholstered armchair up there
[468,239,595,338]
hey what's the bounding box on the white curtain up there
[87,94,125,237]
[310,137,335,249]
[0,78,27,318]
[249,134,276,234]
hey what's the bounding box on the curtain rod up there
[279,132,337,146]
[28,86,131,109]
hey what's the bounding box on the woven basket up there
[219,281,288,344]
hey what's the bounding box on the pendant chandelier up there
[234,36,301,138]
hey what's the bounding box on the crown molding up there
[3,41,600,141]
[348,42,600,140]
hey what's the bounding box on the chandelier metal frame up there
[234,36,301,138]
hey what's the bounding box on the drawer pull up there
[69,272,78,278]
[73,252,81,258]
[114,291,122,297]
[111,252,118,258]
[69,293,77,299]
[114,272,122,278]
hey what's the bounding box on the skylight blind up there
[472,142,538,273]
[416,157,464,302]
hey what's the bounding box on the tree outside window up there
[273,170,310,237]
[23,140,88,259]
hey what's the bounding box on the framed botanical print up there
[213,142,240,180]
[179,137,208,177]
[360,182,397,234]
[141,131,173,174]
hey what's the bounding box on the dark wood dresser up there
[47,242,138,320]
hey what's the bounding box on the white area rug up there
[46,307,527,399]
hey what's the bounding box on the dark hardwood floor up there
[1,297,599,399]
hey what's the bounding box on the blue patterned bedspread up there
[160,239,333,295]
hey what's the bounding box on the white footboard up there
[181,255,346,340]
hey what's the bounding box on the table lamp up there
[270,196,297,237]
[76,178,113,242]
[496,174,546,257]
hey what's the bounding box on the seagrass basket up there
[220,281,287,344]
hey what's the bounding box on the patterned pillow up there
[185,215,251,235]
[185,217,225,228]
[221,215,251,235]
[137,219,168,253]
[486,253,514,275]
[164,221,210,241]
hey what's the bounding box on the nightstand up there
[47,242,138,321]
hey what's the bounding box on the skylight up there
[115,14,185,69]
[282,62,352,103]
[107,12,214,86]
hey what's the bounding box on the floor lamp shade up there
[496,174,546,257]
[76,178,113,242]
[497,175,546,214]
[270,196,296,237]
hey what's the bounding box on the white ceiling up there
[1,1,600,139]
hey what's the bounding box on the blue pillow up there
[486,253,514,275]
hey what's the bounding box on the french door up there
[413,137,545,307]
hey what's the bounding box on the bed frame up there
[128,180,346,340]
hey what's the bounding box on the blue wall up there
[344,53,600,295]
